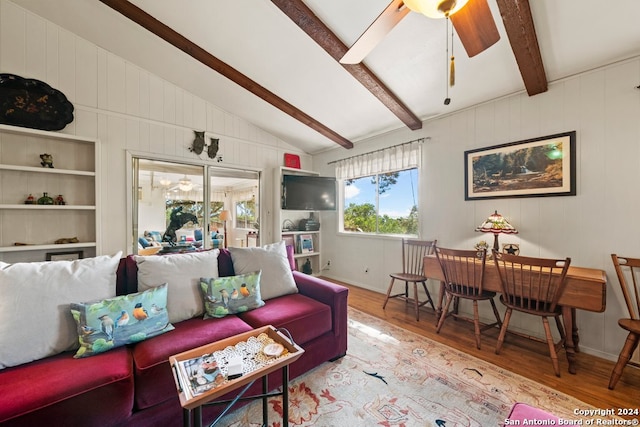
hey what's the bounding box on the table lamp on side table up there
[220,209,231,248]
[475,210,518,252]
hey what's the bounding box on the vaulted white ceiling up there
[12,0,640,153]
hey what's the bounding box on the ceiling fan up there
[340,0,500,64]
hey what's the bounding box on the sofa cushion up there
[0,346,133,425]
[200,271,265,318]
[132,315,253,409]
[0,252,122,370]
[70,284,174,358]
[229,241,298,300]
[238,294,332,345]
[135,250,219,323]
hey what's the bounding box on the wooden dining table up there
[423,255,607,374]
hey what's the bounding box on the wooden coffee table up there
[170,325,304,427]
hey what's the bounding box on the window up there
[235,198,257,229]
[342,168,418,235]
[333,139,422,237]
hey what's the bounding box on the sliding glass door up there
[132,157,259,254]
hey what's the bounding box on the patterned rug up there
[219,307,598,426]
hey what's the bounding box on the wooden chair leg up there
[473,300,481,350]
[495,308,512,354]
[382,277,396,309]
[608,332,640,390]
[489,298,502,328]
[412,281,420,321]
[420,281,435,310]
[554,315,566,341]
[436,293,454,333]
[542,317,561,377]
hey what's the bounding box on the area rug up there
[218,307,600,426]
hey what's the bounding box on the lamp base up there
[493,234,500,253]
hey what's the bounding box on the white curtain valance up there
[210,191,226,203]
[234,186,257,201]
[334,140,422,180]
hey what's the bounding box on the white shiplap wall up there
[0,0,310,254]
[313,57,640,361]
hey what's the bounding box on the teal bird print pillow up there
[70,283,174,358]
[200,271,264,318]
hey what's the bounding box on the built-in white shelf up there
[280,230,319,235]
[0,204,96,210]
[0,164,95,176]
[293,252,319,259]
[0,242,97,253]
[0,123,101,262]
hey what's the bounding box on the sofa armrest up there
[293,271,348,358]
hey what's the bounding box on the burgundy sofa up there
[0,249,348,427]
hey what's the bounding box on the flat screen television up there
[282,174,336,211]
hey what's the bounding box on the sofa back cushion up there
[0,252,122,369]
[228,241,298,300]
[135,250,219,323]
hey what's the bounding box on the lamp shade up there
[219,210,231,221]
[476,210,518,252]
[475,210,518,235]
[403,0,470,18]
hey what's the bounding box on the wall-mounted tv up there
[282,174,337,211]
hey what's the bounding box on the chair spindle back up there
[492,251,571,313]
[435,247,487,296]
[403,239,437,276]
[611,254,640,320]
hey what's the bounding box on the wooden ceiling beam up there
[270,0,422,131]
[98,0,354,149]
[496,0,548,96]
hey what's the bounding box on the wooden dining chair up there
[383,239,437,321]
[492,250,571,377]
[608,254,640,389]
[435,247,502,349]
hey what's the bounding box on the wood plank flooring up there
[338,281,640,415]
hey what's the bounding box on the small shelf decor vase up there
[37,192,54,205]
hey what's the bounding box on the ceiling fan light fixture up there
[178,176,193,192]
[403,0,469,19]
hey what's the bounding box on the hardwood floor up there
[339,281,640,415]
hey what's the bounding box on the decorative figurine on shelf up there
[40,153,54,168]
[37,192,53,205]
[54,194,66,205]
[24,194,35,204]
[55,237,79,244]
[302,258,313,275]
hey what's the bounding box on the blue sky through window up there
[344,169,418,218]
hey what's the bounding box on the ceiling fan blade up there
[340,0,410,64]
[450,0,500,58]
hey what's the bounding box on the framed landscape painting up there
[464,131,576,200]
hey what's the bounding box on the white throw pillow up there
[0,252,122,369]
[135,250,219,323]
[229,241,298,301]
